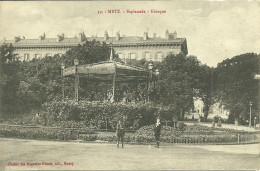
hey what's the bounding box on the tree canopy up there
[156,53,212,119]
[214,53,259,124]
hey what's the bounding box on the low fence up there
[0,124,259,145]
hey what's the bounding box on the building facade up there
[0,30,188,62]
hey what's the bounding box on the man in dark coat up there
[154,117,162,148]
[116,120,125,148]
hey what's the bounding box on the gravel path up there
[0,138,259,170]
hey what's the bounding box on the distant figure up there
[34,112,40,124]
[154,117,162,148]
[116,120,125,148]
[42,112,47,126]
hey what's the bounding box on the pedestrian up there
[116,119,125,148]
[154,117,162,148]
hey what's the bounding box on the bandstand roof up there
[63,61,154,82]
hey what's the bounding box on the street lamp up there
[148,62,153,70]
[61,63,65,100]
[147,62,160,103]
[249,102,252,127]
[146,62,154,103]
[74,58,79,66]
[74,58,79,103]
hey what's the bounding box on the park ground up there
[0,138,259,170]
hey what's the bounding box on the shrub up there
[177,122,186,131]
[44,100,179,130]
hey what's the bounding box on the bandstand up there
[61,51,159,103]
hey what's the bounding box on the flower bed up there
[0,126,78,141]
[0,124,258,144]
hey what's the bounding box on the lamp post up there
[74,58,79,103]
[146,62,153,102]
[148,62,153,82]
[147,62,160,103]
[61,63,65,100]
[155,68,160,77]
[105,116,108,132]
[155,68,160,96]
[249,102,252,127]
[254,74,260,127]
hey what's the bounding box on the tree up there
[214,53,259,124]
[157,53,211,119]
[196,65,213,121]
[19,55,63,111]
[0,43,22,115]
[63,40,114,66]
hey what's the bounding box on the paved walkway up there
[185,122,258,132]
[0,138,259,170]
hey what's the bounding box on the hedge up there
[43,100,179,130]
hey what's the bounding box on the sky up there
[0,1,259,67]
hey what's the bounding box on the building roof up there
[0,36,186,47]
[1,38,80,47]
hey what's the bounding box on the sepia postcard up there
[0,0,259,171]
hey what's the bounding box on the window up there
[168,52,174,56]
[24,54,30,61]
[45,53,52,57]
[35,54,40,59]
[14,54,19,60]
[157,52,163,61]
[145,52,150,60]
[118,53,123,59]
[130,53,136,60]
[154,54,158,61]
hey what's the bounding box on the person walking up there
[154,117,162,148]
[116,119,125,148]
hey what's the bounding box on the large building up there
[0,30,188,61]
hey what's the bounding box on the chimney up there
[153,33,157,38]
[39,36,43,41]
[56,35,62,42]
[39,33,46,41]
[3,37,6,42]
[173,31,177,39]
[104,31,108,41]
[143,32,148,40]
[165,29,169,39]
[82,31,86,40]
[22,36,25,40]
[14,36,21,43]
[116,32,120,41]
[78,33,82,42]
[61,33,65,40]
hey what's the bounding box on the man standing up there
[116,119,125,148]
[154,117,162,148]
